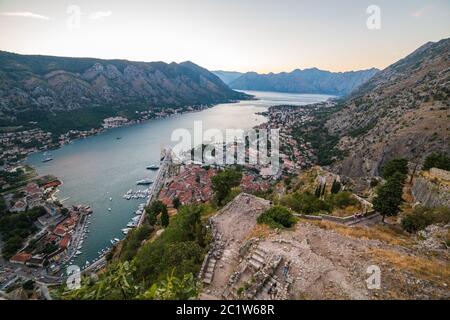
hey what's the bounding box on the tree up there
[161,208,169,228]
[314,184,321,198]
[373,172,405,222]
[382,158,408,179]
[423,153,450,171]
[22,279,35,291]
[138,270,199,300]
[172,197,181,209]
[330,180,341,194]
[134,205,207,284]
[120,224,153,262]
[211,169,242,206]
[62,261,140,300]
[147,212,157,226]
[146,200,168,226]
[320,183,327,197]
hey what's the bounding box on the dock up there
[138,149,172,227]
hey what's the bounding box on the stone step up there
[203,279,212,285]
[248,258,263,270]
[207,266,214,273]
[204,272,212,280]
[251,253,265,264]
[254,248,267,257]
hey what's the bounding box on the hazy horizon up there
[1,0,449,73]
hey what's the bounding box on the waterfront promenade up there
[138,149,172,226]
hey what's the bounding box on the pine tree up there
[320,183,327,197]
[314,184,321,198]
[373,172,405,222]
[161,208,169,228]
[331,180,341,194]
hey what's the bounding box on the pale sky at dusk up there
[0,0,449,73]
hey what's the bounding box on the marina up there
[27,91,332,266]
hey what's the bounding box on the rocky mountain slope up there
[0,51,248,123]
[228,68,378,96]
[326,38,450,186]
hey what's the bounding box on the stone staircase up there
[202,257,217,285]
[248,247,267,270]
[256,276,282,300]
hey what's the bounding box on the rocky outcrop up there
[326,38,450,185]
[416,224,450,251]
[412,174,450,208]
[0,51,249,121]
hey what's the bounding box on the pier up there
[138,149,172,226]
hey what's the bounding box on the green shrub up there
[326,191,358,209]
[401,206,450,233]
[423,153,450,171]
[281,192,331,215]
[257,206,296,229]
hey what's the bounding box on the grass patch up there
[368,248,450,283]
[306,220,414,246]
[246,224,272,240]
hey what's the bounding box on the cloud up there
[1,11,51,20]
[89,11,112,20]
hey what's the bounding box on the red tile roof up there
[10,253,32,264]
[59,235,71,249]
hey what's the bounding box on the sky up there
[0,0,449,73]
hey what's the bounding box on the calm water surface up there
[27,91,333,267]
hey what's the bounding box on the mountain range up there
[213,68,379,96]
[0,51,248,126]
[326,38,450,186]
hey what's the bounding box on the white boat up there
[109,197,113,201]
[114,238,120,242]
[108,208,112,211]
[75,250,82,255]
[136,179,153,185]
[110,239,115,244]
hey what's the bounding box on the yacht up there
[127,222,137,228]
[42,157,53,163]
[136,179,153,185]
